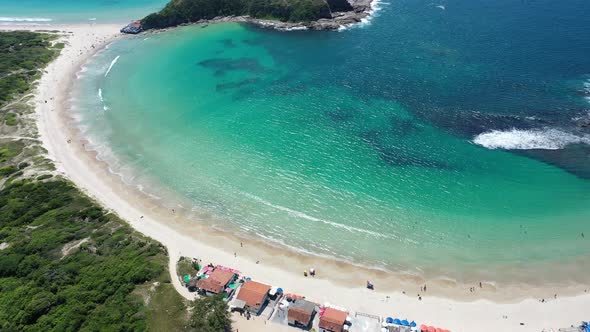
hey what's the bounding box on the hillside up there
[141,0,363,30]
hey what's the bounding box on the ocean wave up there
[241,192,396,239]
[0,17,52,22]
[97,88,109,111]
[104,55,120,77]
[338,0,389,31]
[473,128,590,150]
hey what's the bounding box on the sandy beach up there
[2,22,589,331]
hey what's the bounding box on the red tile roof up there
[236,280,271,308]
[319,307,347,332]
[209,269,235,286]
[196,268,235,294]
[196,277,224,294]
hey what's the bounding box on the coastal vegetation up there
[0,31,232,331]
[141,0,350,29]
[0,32,60,107]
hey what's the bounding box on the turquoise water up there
[8,0,590,283]
[0,0,166,24]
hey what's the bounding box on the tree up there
[189,295,232,332]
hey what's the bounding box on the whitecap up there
[104,55,120,77]
[473,128,590,150]
[0,17,52,22]
[98,88,109,111]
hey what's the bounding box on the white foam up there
[104,55,120,77]
[0,17,52,22]
[241,192,396,239]
[98,88,109,111]
[339,0,389,31]
[473,128,590,150]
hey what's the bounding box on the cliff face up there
[141,0,363,30]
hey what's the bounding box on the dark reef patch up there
[360,130,454,170]
[197,57,266,76]
[216,78,261,92]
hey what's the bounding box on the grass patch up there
[177,257,199,278]
[4,113,17,126]
[145,283,190,331]
[0,141,23,163]
[36,174,53,181]
[0,165,18,177]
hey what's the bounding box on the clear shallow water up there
[75,0,590,283]
[0,0,166,24]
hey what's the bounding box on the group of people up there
[303,267,316,277]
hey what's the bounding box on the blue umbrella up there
[386,317,394,324]
[410,321,417,327]
[246,277,252,281]
[401,320,410,326]
[277,288,283,293]
[393,319,401,325]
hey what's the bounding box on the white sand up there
[3,22,589,331]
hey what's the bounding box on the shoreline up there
[136,0,377,32]
[3,22,590,331]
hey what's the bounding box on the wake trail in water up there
[104,56,120,77]
[473,128,590,150]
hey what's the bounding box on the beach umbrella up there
[420,324,428,331]
[410,321,417,327]
[393,319,402,325]
[386,317,394,324]
[401,320,410,326]
[245,277,251,281]
[277,287,283,293]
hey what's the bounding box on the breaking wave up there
[104,55,120,77]
[0,17,52,22]
[98,88,109,111]
[473,128,590,150]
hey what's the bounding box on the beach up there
[2,22,589,331]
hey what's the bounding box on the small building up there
[319,307,348,332]
[236,280,271,315]
[196,268,236,296]
[121,21,142,34]
[287,299,316,329]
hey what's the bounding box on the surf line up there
[104,55,120,77]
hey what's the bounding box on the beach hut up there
[236,280,272,315]
[319,307,348,332]
[196,268,236,296]
[287,299,316,329]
